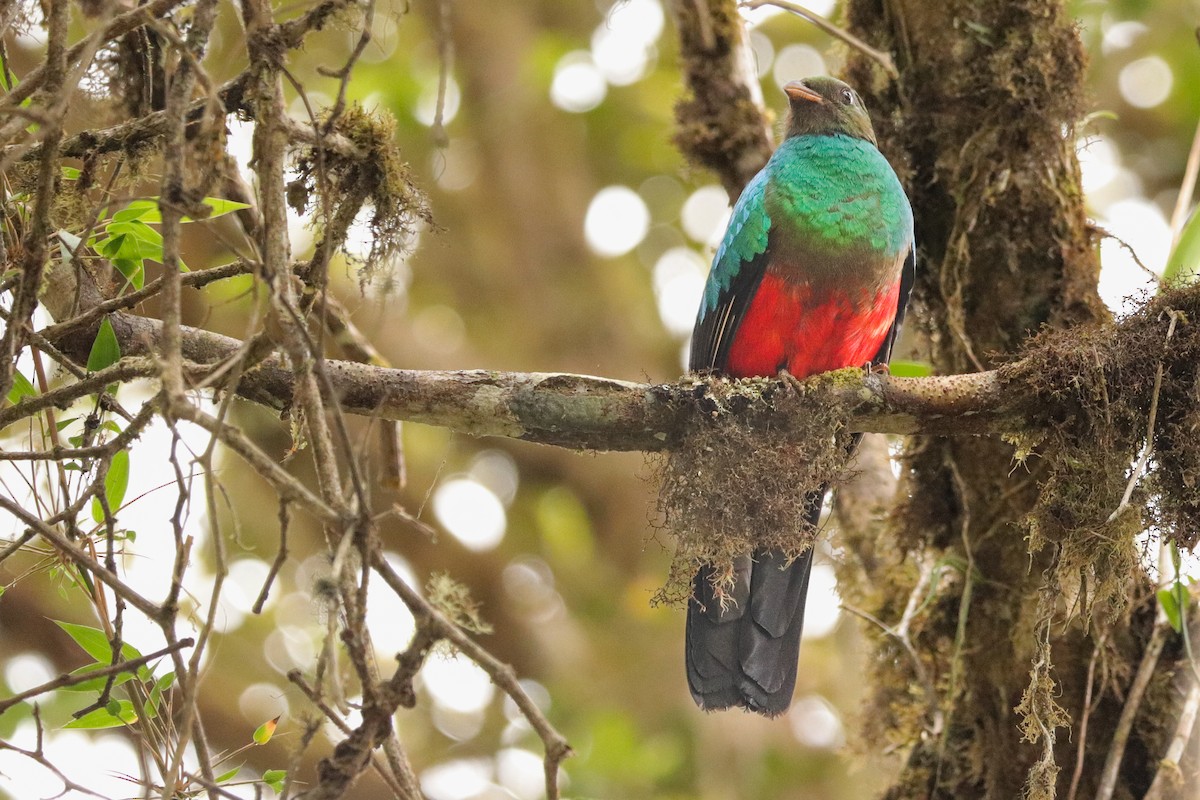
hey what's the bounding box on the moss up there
[291,104,432,285]
[653,375,853,606]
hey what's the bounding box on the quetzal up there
[685,76,915,716]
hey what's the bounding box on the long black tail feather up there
[684,491,824,716]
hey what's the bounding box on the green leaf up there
[216,767,241,784]
[86,318,121,372]
[1159,587,1183,633]
[262,769,287,793]
[7,371,37,404]
[60,166,82,180]
[92,448,130,522]
[96,232,127,259]
[888,360,933,378]
[111,257,145,290]
[146,671,175,716]
[111,200,160,224]
[53,620,143,665]
[253,715,280,744]
[194,197,251,221]
[1164,208,1200,286]
[65,701,137,729]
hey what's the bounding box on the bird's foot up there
[864,361,891,376]
[778,369,806,395]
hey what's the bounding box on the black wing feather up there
[688,250,769,373]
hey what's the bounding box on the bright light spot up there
[420,758,493,800]
[1077,136,1119,196]
[433,138,481,192]
[411,304,467,356]
[221,558,274,624]
[469,450,520,506]
[591,0,664,86]
[433,705,486,741]
[415,75,462,127]
[681,185,732,248]
[1097,198,1170,313]
[773,44,826,90]
[550,52,607,113]
[749,31,775,78]
[1118,56,1173,109]
[1102,21,1147,55]
[502,558,563,623]
[4,652,54,694]
[421,652,496,713]
[789,694,845,749]
[264,625,317,673]
[800,563,840,640]
[226,117,254,180]
[238,682,289,722]
[653,247,707,336]
[12,3,47,48]
[496,748,546,800]
[341,206,378,260]
[432,478,507,551]
[366,551,418,657]
[584,186,650,257]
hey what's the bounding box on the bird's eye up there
[841,89,855,105]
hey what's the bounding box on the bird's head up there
[782,77,877,145]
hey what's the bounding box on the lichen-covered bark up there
[840,2,1161,799]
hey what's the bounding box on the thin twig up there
[1097,621,1172,800]
[739,0,899,79]
[0,639,193,715]
[1143,679,1200,800]
[373,552,573,799]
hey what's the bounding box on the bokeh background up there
[1,0,1198,797]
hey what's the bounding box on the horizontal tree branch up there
[41,308,1024,452]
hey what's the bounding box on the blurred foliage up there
[1,1,1197,798]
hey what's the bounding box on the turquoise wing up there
[689,167,773,372]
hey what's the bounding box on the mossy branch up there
[33,302,1117,451]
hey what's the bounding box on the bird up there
[685,76,915,716]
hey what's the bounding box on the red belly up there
[725,273,901,379]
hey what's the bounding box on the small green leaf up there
[55,417,78,432]
[253,715,280,744]
[1164,207,1200,286]
[60,166,82,180]
[53,620,143,665]
[96,232,127,259]
[111,200,160,224]
[262,769,287,792]
[112,258,145,290]
[194,197,251,221]
[86,318,121,372]
[1159,587,1183,633]
[216,767,241,784]
[146,671,175,716]
[7,371,37,404]
[888,359,934,378]
[92,449,130,522]
[65,701,137,729]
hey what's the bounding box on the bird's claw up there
[864,361,891,376]
[778,369,806,395]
